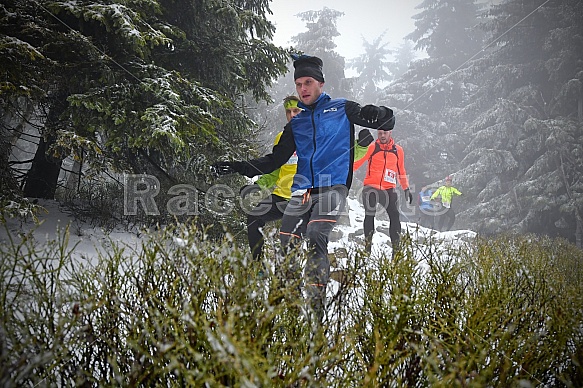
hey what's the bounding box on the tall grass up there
[1,225,582,387]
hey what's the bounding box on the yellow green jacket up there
[431,185,462,208]
[256,132,368,200]
[255,132,297,199]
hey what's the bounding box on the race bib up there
[421,195,431,202]
[443,201,451,208]
[286,152,298,165]
[384,169,396,184]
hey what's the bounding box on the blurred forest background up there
[2,0,582,246]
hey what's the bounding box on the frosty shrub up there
[0,194,44,224]
[1,227,582,386]
[57,179,128,231]
[56,177,240,237]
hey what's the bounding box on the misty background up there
[249,0,583,246]
[2,0,582,246]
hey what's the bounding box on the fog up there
[268,0,420,63]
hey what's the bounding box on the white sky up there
[268,0,422,61]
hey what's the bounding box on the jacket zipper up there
[309,111,316,188]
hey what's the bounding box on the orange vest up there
[354,139,409,190]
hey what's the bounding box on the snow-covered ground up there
[329,196,476,258]
[1,196,476,277]
[0,196,478,342]
[0,199,142,266]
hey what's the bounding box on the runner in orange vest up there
[354,127,413,255]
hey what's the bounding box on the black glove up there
[404,188,413,205]
[240,184,261,198]
[357,129,374,147]
[211,161,245,176]
[360,104,380,122]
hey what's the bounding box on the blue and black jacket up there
[238,93,395,192]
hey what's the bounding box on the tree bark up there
[23,135,63,199]
[22,91,67,199]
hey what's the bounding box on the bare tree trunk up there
[22,92,67,199]
[23,135,63,199]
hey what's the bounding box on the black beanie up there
[293,55,325,82]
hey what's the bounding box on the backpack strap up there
[392,144,400,176]
[367,143,400,175]
[367,142,382,166]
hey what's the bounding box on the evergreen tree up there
[387,40,417,81]
[1,0,289,201]
[378,0,583,245]
[348,32,393,103]
[290,7,351,98]
[394,0,486,117]
[455,0,583,243]
[406,0,484,69]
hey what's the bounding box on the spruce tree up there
[378,0,583,244]
[457,0,583,243]
[1,0,289,202]
[290,7,350,98]
[348,32,393,103]
[406,0,483,69]
[387,40,416,81]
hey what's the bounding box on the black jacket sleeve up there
[238,123,296,178]
[345,101,395,130]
